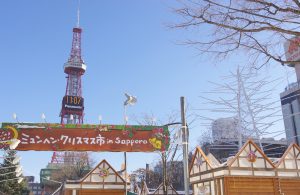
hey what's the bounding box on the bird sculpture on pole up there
[124,93,137,106]
[123,92,137,195]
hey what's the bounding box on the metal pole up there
[124,105,127,195]
[124,152,127,195]
[162,152,167,195]
[180,97,189,195]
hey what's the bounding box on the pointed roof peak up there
[79,159,126,183]
[189,147,214,174]
[228,139,275,168]
[276,142,300,168]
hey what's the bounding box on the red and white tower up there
[60,23,86,124]
[50,12,88,164]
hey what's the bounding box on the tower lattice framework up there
[60,27,86,124]
[51,25,88,164]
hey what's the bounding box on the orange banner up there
[0,123,170,152]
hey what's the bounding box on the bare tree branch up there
[174,0,300,68]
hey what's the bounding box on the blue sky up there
[0,0,296,182]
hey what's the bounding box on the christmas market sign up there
[0,123,170,152]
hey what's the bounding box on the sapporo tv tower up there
[60,11,86,124]
[41,9,90,193]
[50,9,88,164]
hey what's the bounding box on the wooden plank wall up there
[224,177,276,195]
[64,189,125,195]
[224,177,300,195]
[80,189,124,195]
[277,179,300,195]
[64,189,72,195]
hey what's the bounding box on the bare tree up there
[131,167,162,190]
[50,152,94,181]
[133,112,180,194]
[133,108,196,194]
[197,66,283,152]
[174,0,300,68]
[197,127,213,147]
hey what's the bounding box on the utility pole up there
[162,152,167,195]
[181,97,189,195]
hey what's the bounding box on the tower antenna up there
[77,0,80,27]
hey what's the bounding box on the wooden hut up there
[275,143,300,194]
[61,159,130,195]
[189,139,300,195]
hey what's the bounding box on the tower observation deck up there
[60,27,86,124]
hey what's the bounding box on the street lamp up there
[98,115,102,125]
[12,113,19,123]
[41,113,47,123]
[123,92,137,195]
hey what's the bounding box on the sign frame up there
[0,123,170,152]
